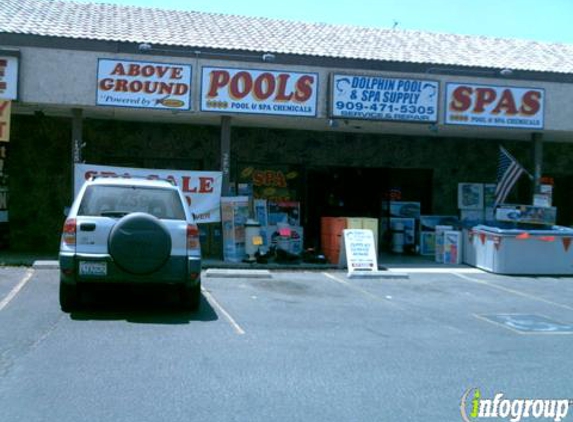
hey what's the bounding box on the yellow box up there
[343,217,379,252]
[346,218,363,230]
[361,218,379,251]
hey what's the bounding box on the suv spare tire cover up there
[108,212,172,275]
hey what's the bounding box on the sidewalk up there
[0,252,57,267]
[0,250,471,271]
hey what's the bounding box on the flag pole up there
[532,133,543,193]
[500,146,534,181]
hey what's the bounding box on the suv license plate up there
[79,261,107,276]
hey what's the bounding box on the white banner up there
[201,67,318,117]
[445,83,544,128]
[75,164,222,223]
[0,56,18,100]
[97,59,192,110]
[331,74,438,122]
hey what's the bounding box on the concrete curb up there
[205,269,272,279]
[32,260,60,270]
[347,271,410,280]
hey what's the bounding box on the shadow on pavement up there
[69,284,218,324]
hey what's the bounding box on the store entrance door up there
[304,166,433,249]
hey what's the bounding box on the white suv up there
[59,177,202,312]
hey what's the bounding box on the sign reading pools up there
[97,59,192,110]
[201,67,318,117]
[331,74,439,122]
[445,83,544,129]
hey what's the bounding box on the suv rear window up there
[78,185,186,220]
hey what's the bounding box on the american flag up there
[494,146,526,207]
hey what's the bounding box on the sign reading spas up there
[75,164,222,223]
[0,56,18,100]
[445,83,544,128]
[97,59,192,110]
[201,67,318,117]
[331,74,439,122]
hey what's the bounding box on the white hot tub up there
[464,225,573,275]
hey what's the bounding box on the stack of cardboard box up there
[320,217,379,264]
[320,217,348,264]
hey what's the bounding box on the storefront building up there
[1,0,573,258]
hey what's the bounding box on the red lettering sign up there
[449,85,542,116]
[446,83,543,128]
[205,69,315,103]
[97,60,192,110]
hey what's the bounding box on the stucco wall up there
[11,46,573,133]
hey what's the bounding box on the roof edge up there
[2,32,573,84]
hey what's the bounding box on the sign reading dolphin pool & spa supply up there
[201,67,318,117]
[331,74,438,122]
[97,59,192,110]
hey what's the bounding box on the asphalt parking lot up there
[1,265,573,422]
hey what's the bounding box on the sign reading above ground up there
[97,59,192,110]
[445,83,544,129]
[330,74,439,122]
[200,67,318,117]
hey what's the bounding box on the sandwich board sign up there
[339,229,380,277]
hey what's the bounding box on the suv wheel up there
[180,282,201,311]
[59,280,79,312]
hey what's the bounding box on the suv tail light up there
[62,218,77,247]
[187,224,200,251]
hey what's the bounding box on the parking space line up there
[201,287,246,335]
[0,269,35,312]
[322,272,402,308]
[384,267,484,274]
[322,272,464,333]
[453,272,573,312]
